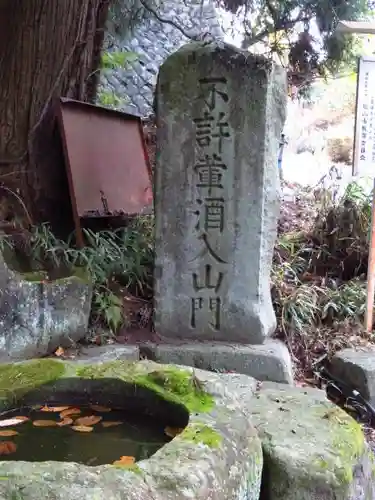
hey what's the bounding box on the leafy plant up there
[281,284,322,333]
[100,51,138,71]
[98,91,127,108]
[93,289,126,333]
[97,49,138,109]
[321,280,367,322]
[272,179,373,378]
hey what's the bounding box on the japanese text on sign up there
[353,57,375,175]
[190,77,231,331]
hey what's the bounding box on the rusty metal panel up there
[57,98,153,225]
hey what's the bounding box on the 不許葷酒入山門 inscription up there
[194,196,225,233]
[193,112,230,153]
[190,264,224,330]
[154,41,287,343]
[194,154,227,194]
[197,77,229,111]
[190,76,231,331]
[192,264,224,293]
[191,296,222,330]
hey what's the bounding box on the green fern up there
[101,51,138,71]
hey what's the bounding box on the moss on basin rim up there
[0,359,214,414]
[0,362,263,500]
[249,384,373,500]
[19,266,91,284]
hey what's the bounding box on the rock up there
[247,382,375,500]
[0,253,92,361]
[75,344,140,363]
[154,41,287,344]
[0,359,262,499]
[330,347,375,405]
[142,339,293,384]
[0,360,370,498]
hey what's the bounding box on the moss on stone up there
[19,271,48,282]
[19,266,91,284]
[76,362,214,413]
[333,416,365,484]
[312,406,366,485]
[112,463,143,475]
[180,423,222,448]
[0,360,66,406]
[134,368,213,413]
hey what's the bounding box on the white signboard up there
[353,56,375,176]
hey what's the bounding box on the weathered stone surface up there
[75,344,140,363]
[0,359,262,499]
[246,382,375,500]
[154,41,287,344]
[142,339,293,384]
[0,253,92,361]
[330,347,375,405]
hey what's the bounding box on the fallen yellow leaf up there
[40,406,70,413]
[112,456,135,466]
[0,441,17,455]
[33,420,58,427]
[60,408,81,418]
[57,417,73,427]
[90,405,112,413]
[101,421,123,428]
[75,415,102,426]
[54,347,65,357]
[71,425,93,433]
[164,426,184,438]
[0,430,18,437]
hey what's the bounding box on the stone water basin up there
[0,404,171,466]
[0,359,262,499]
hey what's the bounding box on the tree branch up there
[242,12,311,48]
[138,0,201,40]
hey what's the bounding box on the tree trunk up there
[0,0,110,233]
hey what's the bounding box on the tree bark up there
[0,0,110,233]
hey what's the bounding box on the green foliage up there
[98,91,127,108]
[93,290,127,332]
[101,51,138,70]
[280,284,322,333]
[97,50,138,110]
[322,280,366,322]
[273,181,371,335]
[218,0,373,93]
[312,181,372,264]
[272,180,372,375]
[103,0,372,95]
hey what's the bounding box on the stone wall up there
[99,0,223,117]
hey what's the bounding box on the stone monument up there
[152,41,293,383]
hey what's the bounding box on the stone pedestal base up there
[141,339,293,384]
[69,340,293,385]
